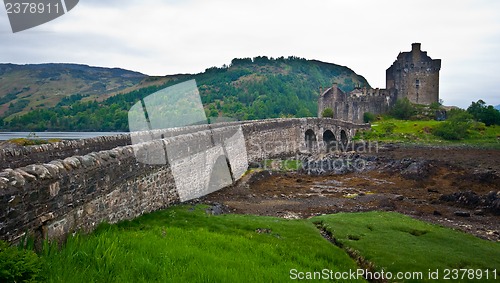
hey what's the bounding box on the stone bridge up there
[0,118,369,243]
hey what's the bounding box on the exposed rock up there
[474,210,485,216]
[454,211,471,217]
[439,191,500,215]
[248,162,261,169]
[401,160,430,180]
[206,203,225,216]
[393,195,404,201]
[472,169,498,183]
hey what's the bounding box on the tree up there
[467,100,500,126]
[429,102,441,110]
[432,109,473,140]
[390,98,416,120]
[363,112,376,123]
[297,108,312,118]
[321,108,334,118]
[447,108,473,121]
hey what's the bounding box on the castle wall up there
[0,135,131,170]
[0,118,369,243]
[0,122,253,170]
[318,86,396,123]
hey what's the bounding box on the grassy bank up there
[3,206,499,282]
[355,119,500,148]
[312,212,500,282]
[41,205,362,282]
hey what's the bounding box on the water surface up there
[0,132,127,141]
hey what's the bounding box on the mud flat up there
[203,144,500,241]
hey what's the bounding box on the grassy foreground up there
[41,205,362,282]
[356,119,500,148]
[312,212,500,282]
[5,206,496,282]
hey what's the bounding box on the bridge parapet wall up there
[0,118,369,243]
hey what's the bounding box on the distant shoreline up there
[0,132,128,141]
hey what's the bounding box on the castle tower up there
[386,43,441,104]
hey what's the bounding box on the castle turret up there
[411,43,421,62]
[386,43,441,105]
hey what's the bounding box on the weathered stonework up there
[318,85,396,123]
[0,134,131,170]
[0,118,369,243]
[386,43,441,105]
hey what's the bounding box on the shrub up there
[363,112,376,123]
[389,98,416,120]
[429,102,442,110]
[432,112,472,140]
[380,122,396,134]
[0,240,44,282]
[432,121,471,140]
[353,129,378,140]
[321,108,334,118]
[472,121,486,132]
[447,108,473,121]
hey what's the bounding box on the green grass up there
[16,207,497,282]
[356,118,500,148]
[3,136,61,147]
[41,205,362,282]
[5,138,49,146]
[311,211,500,282]
[264,159,302,171]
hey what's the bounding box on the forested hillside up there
[0,57,369,131]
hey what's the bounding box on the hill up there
[0,63,183,117]
[495,104,500,111]
[0,56,369,131]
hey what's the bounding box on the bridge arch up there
[305,129,317,152]
[323,130,337,152]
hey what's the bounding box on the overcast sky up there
[1,0,499,108]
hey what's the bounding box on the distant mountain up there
[0,63,176,117]
[0,57,369,131]
[495,105,500,111]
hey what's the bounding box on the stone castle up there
[318,43,441,122]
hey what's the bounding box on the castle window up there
[415,79,420,88]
